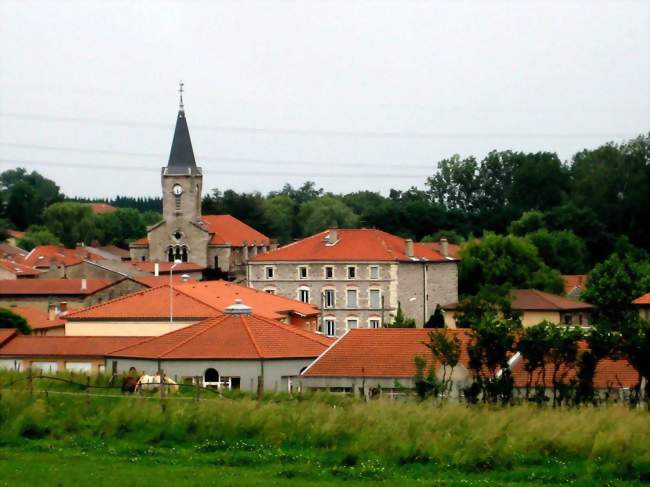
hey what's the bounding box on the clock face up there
[172,184,183,196]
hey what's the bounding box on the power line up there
[0,142,435,171]
[0,112,631,139]
[0,158,430,180]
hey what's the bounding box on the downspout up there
[423,264,428,325]
[259,358,265,398]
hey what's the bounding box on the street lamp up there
[170,259,182,328]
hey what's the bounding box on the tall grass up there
[0,372,648,479]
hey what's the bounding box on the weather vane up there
[178,81,184,110]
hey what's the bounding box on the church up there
[129,89,273,280]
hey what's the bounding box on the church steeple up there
[167,81,198,174]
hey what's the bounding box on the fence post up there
[159,368,166,413]
[27,368,33,397]
[86,376,91,407]
[194,376,200,402]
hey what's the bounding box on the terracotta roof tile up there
[202,215,270,247]
[19,245,105,268]
[88,203,116,215]
[0,335,145,357]
[130,275,195,288]
[66,285,222,320]
[303,328,472,378]
[109,313,332,359]
[0,243,28,259]
[9,306,65,330]
[632,292,650,305]
[0,259,41,276]
[563,275,588,295]
[251,229,457,263]
[0,329,17,347]
[129,261,205,273]
[0,279,113,296]
[444,289,594,311]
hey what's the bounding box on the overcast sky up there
[0,0,648,199]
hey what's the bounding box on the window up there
[369,318,381,329]
[346,289,358,307]
[324,318,336,337]
[369,289,381,309]
[369,266,380,279]
[298,287,310,304]
[65,362,92,373]
[347,266,356,279]
[563,314,572,325]
[265,266,275,279]
[346,318,359,329]
[263,287,276,295]
[323,289,335,308]
[298,266,308,279]
[324,266,334,279]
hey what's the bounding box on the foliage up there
[517,321,553,401]
[452,285,521,329]
[261,195,296,244]
[42,203,99,248]
[297,196,359,236]
[385,303,416,328]
[17,225,61,251]
[508,210,546,236]
[525,229,588,274]
[421,229,464,245]
[424,304,445,328]
[545,326,583,407]
[0,307,30,334]
[459,233,564,296]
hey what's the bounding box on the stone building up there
[129,93,272,280]
[247,228,459,336]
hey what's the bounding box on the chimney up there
[327,228,338,244]
[242,244,249,262]
[224,298,252,316]
[250,244,258,257]
[154,262,160,277]
[59,301,68,313]
[440,238,449,258]
[405,238,414,258]
[80,278,87,291]
[48,303,57,321]
[269,240,279,251]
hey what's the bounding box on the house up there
[443,289,594,328]
[563,275,588,300]
[17,245,106,278]
[0,259,41,279]
[128,260,205,280]
[247,228,459,336]
[0,278,142,313]
[510,345,640,401]
[8,305,66,336]
[632,292,650,320]
[0,331,144,374]
[128,93,273,279]
[300,328,472,398]
[0,243,28,260]
[64,280,320,336]
[84,245,131,262]
[87,203,116,215]
[106,300,332,392]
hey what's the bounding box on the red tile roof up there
[0,329,18,347]
[202,215,270,247]
[303,328,472,378]
[176,281,320,319]
[444,289,594,312]
[66,285,222,321]
[109,313,332,360]
[632,292,650,305]
[0,335,145,357]
[7,230,25,239]
[511,344,639,389]
[129,275,195,288]
[129,261,205,273]
[19,245,105,268]
[67,281,318,322]
[9,306,65,331]
[0,279,113,296]
[251,229,457,262]
[0,259,41,276]
[563,275,588,295]
[131,236,149,246]
[88,203,116,215]
[0,243,28,259]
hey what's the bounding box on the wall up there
[247,261,397,336]
[147,220,211,268]
[0,296,86,313]
[64,262,131,282]
[111,357,316,393]
[0,268,17,280]
[0,356,106,374]
[130,247,149,262]
[521,311,561,327]
[84,280,147,307]
[65,319,199,337]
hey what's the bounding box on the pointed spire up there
[167,82,197,173]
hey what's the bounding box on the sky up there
[0,0,648,199]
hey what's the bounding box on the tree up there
[546,326,582,407]
[424,305,445,328]
[0,307,30,334]
[525,229,588,275]
[42,202,99,248]
[427,155,480,214]
[385,303,416,328]
[298,197,359,236]
[508,152,569,213]
[517,321,553,401]
[508,210,546,236]
[459,233,564,295]
[17,225,61,251]
[619,318,650,407]
[422,230,464,245]
[262,195,296,244]
[421,330,461,401]
[141,211,162,227]
[582,253,649,329]
[1,169,63,229]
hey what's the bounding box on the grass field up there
[0,373,648,485]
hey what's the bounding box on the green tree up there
[546,326,583,407]
[17,225,61,251]
[517,321,553,401]
[422,330,461,401]
[141,211,162,227]
[0,307,30,334]
[42,202,99,248]
[1,169,63,229]
[262,195,296,244]
[508,210,546,236]
[422,229,464,245]
[525,229,588,274]
[298,197,359,236]
[459,233,564,295]
[386,303,416,328]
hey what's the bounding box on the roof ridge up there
[155,315,229,358]
[248,313,332,347]
[301,329,350,376]
[240,315,264,358]
[66,284,165,318]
